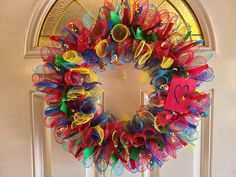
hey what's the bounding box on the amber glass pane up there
[156,0,203,40]
[38,0,203,46]
[38,0,88,46]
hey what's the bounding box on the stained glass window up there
[38,0,203,46]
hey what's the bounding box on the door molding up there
[200,89,214,177]
[24,0,55,58]
[187,0,218,53]
[30,91,101,177]
[30,91,51,177]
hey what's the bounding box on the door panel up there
[159,149,194,177]
[50,139,86,177]
[31,64,212,177]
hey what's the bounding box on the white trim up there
[30,92,49,177]
[187,0,218,53]
[200,89,214,177]
[24,0,56,59]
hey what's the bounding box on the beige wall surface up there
[0,1,41,177]
[0,0,236,177]
[202,0,236,177]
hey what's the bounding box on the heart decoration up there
[174,85,190,104]
[164,75,197,113]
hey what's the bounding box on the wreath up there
[33,0,214,176]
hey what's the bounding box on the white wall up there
[0,0,236,177]
[201,0,236,176]
[0,1,40,177]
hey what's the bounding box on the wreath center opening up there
[98,63,152,118]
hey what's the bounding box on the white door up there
[29,0,216,177]
[31,61,212,177]
[2,0,236,177]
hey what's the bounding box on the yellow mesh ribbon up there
[95,39,109,58]
[134,40,153,65]
[111,24,130,42]
[160,57,174,69]
[63,50,84,63]
[73,112,95,125]
[94,126,104,145]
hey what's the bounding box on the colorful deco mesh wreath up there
[33,0,214,176]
